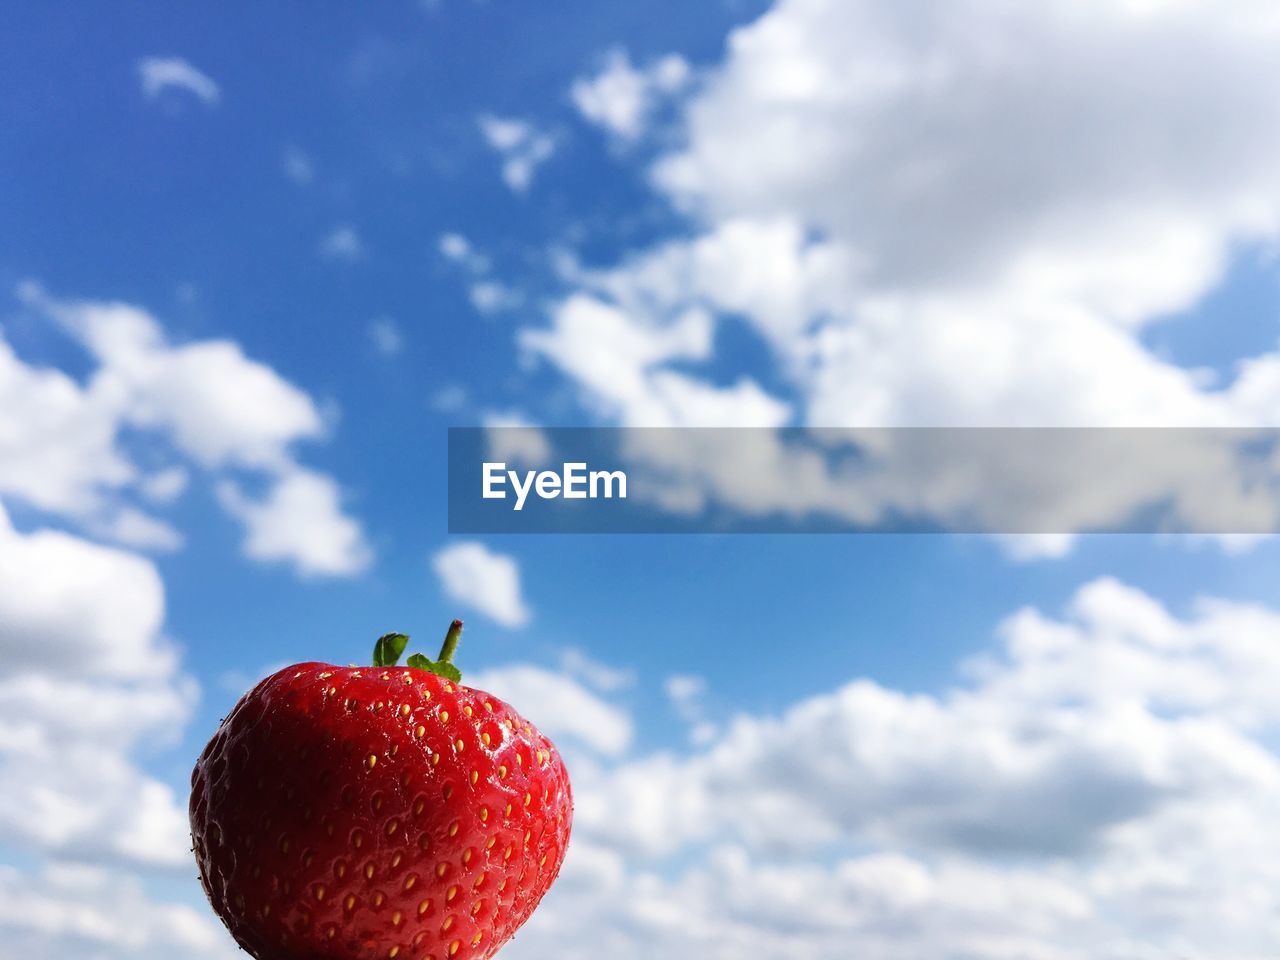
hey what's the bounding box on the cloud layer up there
[5,284,371,577]
[542,0,1280,433]
[503,578,1280,959]
[0,501,234,956]
[137,57,221,106]
[432,540,533,627]
[572,48,690,142]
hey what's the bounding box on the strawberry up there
[190,620,572,960]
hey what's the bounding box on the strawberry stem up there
[437,619,464,665]
[401,620,464,682]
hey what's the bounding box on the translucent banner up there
[447,427,1280,535]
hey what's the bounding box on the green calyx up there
[372,619,464,682]
[372,632,409,667]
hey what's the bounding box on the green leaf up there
[431,660,463,682]
[406,653,462,682]
[373,633,409,668]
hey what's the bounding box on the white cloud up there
[663,673,706,716]
[501,578,1280,958]
[88,507,184,553]
[7,285,370,577]
[0,468,241,960]
[319,224,364,261]
[998,532,1079,562]
[438,232,490,272]
[140,467,189,505]
[368,317,403,356]
[519,0,1280,560]
[0,502,170,681]
[469,279,523,314]
[432,540,532,628]
[652,0,1280,328]
[0,506,201,888]
[478,115,556,193]
[137,57,220,106]
[510,841,1114,960]
[0,334,134,517]
[522,293,789,427]
[216,467,373,578]
[0,863,239,960]
[572,48,691,141]
[530,0,1280,450]
[558,216,852,356]
[663,674,705,708]
[115,332,323,468]
[0,680,194,868]
[21,285,324,471]
[470,664,632,757]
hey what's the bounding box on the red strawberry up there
[190,620,572,960]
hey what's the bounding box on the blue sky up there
[4,2,1280,958]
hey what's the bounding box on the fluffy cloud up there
[0,503,214,957]
[0,863,238,960]
[578,577,1280,860]
[28,287,324,470]
[0,674,194,868]
[531,0,1280,441]
[137,57,220,106]
[216,468,373,578]
[141,467,189,505]
[572,48,691,141]
[478,115,556,193]
[89,507,185,552]
[653,0,1280,317]
[438,232,491,272]
[0,521,193,867]
[521,293,789,427]
[4,284,371,577]
[508,0,1280,561]
[0,502,170,680]
[0,335,134,517]
[502,578,1280,958]
[432,540,532,628]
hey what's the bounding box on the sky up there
[3,1,1280,957]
